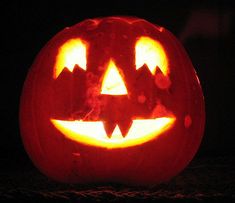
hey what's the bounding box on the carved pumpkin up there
[20,16,205,185]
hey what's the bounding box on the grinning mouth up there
[51,117,175,149]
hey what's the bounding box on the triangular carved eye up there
[135,36,168,76]
[54,38,88,79]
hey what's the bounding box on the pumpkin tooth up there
[118,120,133,137]
[103,119,133,138]
[103,121,116,138]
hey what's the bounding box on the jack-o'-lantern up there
[20,16,205,185]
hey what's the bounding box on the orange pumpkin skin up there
[20,17,205,185]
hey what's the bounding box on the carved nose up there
[101,59,128,95]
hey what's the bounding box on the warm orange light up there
[135,36,168,75]
[101,60,128,95]
[54,38,87,78]
[51,117,175,149]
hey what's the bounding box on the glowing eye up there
[135,36,168,75]
[54,38,88,78]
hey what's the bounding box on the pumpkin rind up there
[20,16,205,185]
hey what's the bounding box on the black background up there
[1,0,234,179]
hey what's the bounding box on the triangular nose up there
[101,59,128,95]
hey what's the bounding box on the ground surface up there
[0,154,234,202]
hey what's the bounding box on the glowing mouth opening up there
[51,117,175,149]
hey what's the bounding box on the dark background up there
[1,0,235,201]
